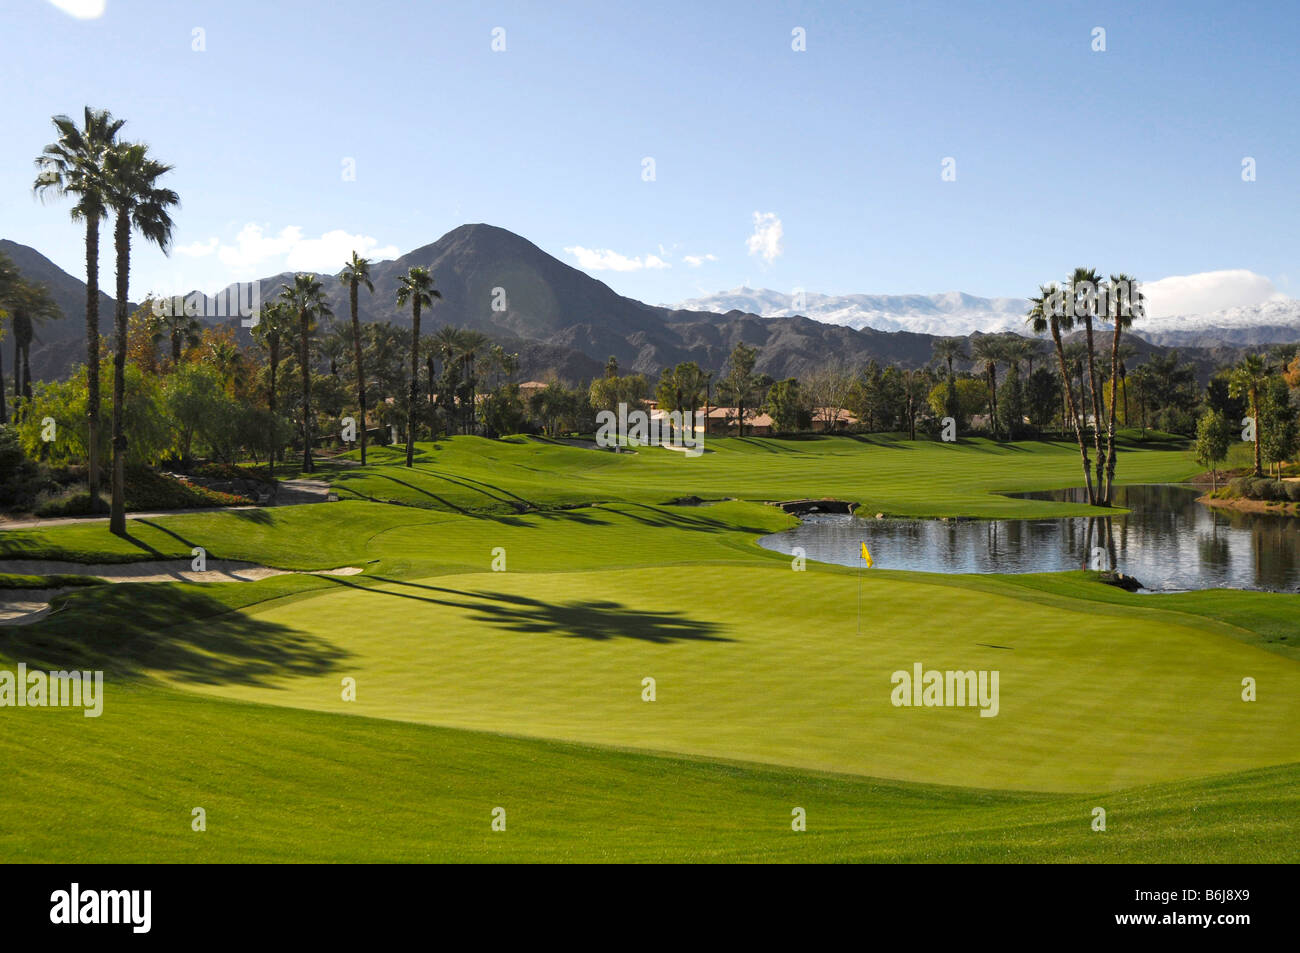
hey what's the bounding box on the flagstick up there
[857,556,862,636]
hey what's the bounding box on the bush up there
[0,425,44,506]
[32,467,253,516]
[1286,481,1300,503]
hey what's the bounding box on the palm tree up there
[456,329,489,435]
[1068,267,1107,493]
[338,252,374,464]
[279,274,331,473]
[155,306,202,368]
[102,141,179,535]
[9,280,62,412]
[971,335,1005,439]
[430,324,463,431]
[396,267,440,466]
[1101,274,1143,502]
[33,107,125,510]
[1028,283,1095,503]
[252,302,294,480]
[1230,354,1271,477]
[931,336,967,379]
[0,253,17,422]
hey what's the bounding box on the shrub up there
[1285,481,1300,503]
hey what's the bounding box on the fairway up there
[2,436,1297,861]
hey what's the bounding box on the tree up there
[1195,410,1231,491]
[718,342,759,435]
[7,279,62,414]
[33,107,125,511]
[655,361,709,414]
[102,141,179,534]
[971,335,1006,439]
[1229,354,1270,477]
[338,252,374,464]
[280,274,331,473]
[1068,267,1107,493]
[1028,282,1094,503]
[1101,273,1143,502]
[396,266,440,466]
[931,337,967,380]
[252,301,294,480]
[765,378,803,432]
[805,362,856,431]
[151,301,202,368]
[1259,375,1298,478]
[0,252,16,422]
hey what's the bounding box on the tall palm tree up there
[252,302,294,480]
[155,306,202,368]
[456,329,489,435]
[338,252,374,464]
[1101,274,1143,502]
[971,335,1005,439]
[931,336,967,380]
[9,280,62,411]
[1068,267,1107,492]
[33,107,125,510]
[1230,354,1271,477]
[396,267,440,466]
[102,141,178,535]
[1028,283,1095,503]
[279,274,331,473]
[431,324,463,431]
[0,252,17,423]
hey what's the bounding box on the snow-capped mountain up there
[671,287,1300,344]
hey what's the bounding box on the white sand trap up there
[0,559,362,584]
[0,562,363,626]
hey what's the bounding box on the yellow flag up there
[860,542,874,568]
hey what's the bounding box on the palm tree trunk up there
[0,341,5,423]
[350,282,366,466]
[300,311,313,473]
[1084,318,1105,498]
[268,345,278,482]
[21,342,33,401]
[405,303,421,467]
[1102,320,1124,503]
[85,214,102,512]
[1251,390,1262,476]
[109,213,130,535]
[1052,328,1095,504]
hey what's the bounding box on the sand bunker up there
[0,561,363,626]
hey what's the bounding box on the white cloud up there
[746,212,783,264]
[176,237,219,258]
[1141,269,1288,317]
[683,253,718,267]
[565,246,670,272]
[47,0,106,18]
[177,224,398,277]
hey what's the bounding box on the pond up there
[756,484,1300,593]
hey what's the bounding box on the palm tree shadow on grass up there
[464,590,733,644]
[7,584,350,687]
[351,577,732,644]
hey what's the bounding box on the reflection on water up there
[757,485,1300,592]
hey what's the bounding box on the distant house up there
[518,381,548,399]
[700,406,773,436]
[811,407,859,431]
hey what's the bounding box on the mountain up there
[0,238,127,384]
[6,225,1293,388]
[166,224,944,380]
[673,287,1300,345]
[672,288,1029,336]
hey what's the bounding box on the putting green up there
[155,554,1300,793]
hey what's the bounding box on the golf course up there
[2,434,1297,862]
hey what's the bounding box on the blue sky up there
[2,0,1297,311]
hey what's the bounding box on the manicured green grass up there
[1,434,1294,862]
[0,684,1294,863]
[322,433,1202,518]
